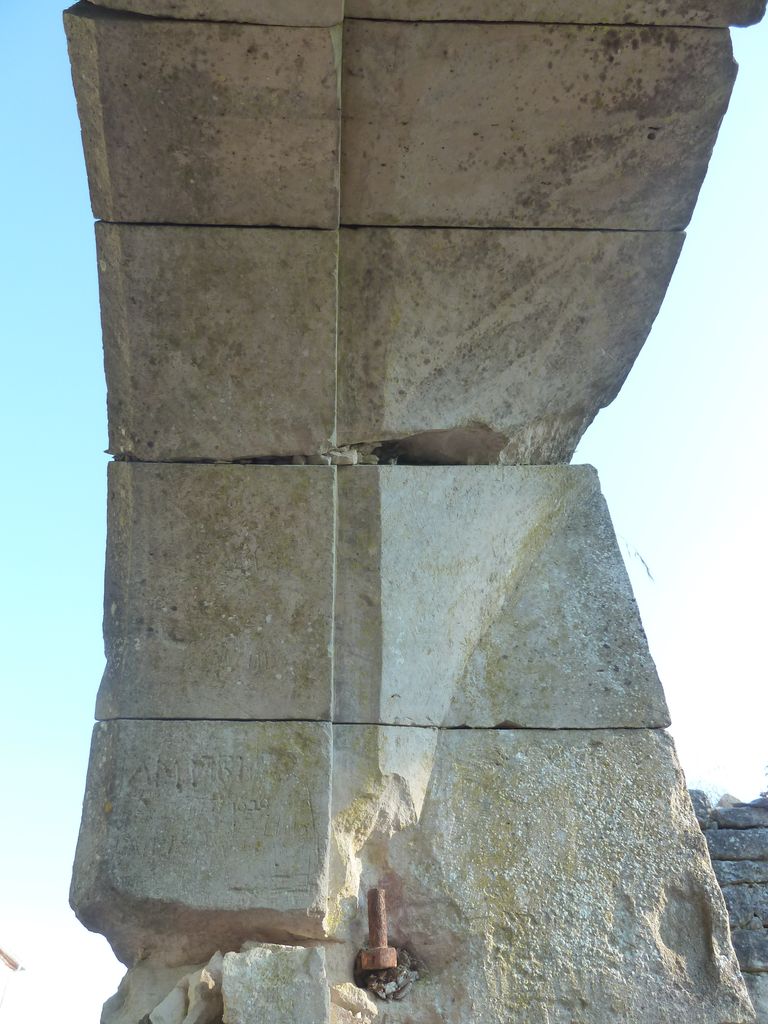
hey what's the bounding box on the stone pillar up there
[63,1,765,1021]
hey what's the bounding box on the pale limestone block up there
[71,720,332,965]
[222,945,329,1024]
[86,0,344,24]
[745,973,768,1024]
[97,463,334,721]
[328,725,755,1024]
[334,465,668,728]
[64,4,341,226]
[336,228,683,462]
[97,224,337,460]
[346,0,766,27]
[103,961,205,1024]
[341,21,735,229]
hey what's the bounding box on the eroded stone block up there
[745,974,768,1024]
[87,0,344,24]
[71,720,332,965]
[64,4,341,226]
[98,224,337,460]
[97,464,335,721]
[334,465,668,728]
[337,228,683,461]
[723,885,768,929]
[328,726,753,1024]
[714,804,768,829]
[345,0,766,27]
[707,829,768,861]
[733,931,768,972]
[222,945,329,1024]
[341,21,735,228]
[715,861,768,887]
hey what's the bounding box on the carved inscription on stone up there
[71,721,332,963]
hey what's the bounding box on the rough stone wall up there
[693,792,768,1023]
[62,1,766,1021]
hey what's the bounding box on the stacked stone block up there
[63,1,765,1021]
[694,793,768,1023]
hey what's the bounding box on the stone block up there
[745,973,768,1024]
[690,789,714,829]
[71,720,332,965]
[707,829,768,862]
[222,945,329,1024]
[97,464,335,721]
[86,0,344,24]
[97,224,337,461]
[733,931,768,973]
[334,465,668,728]
[723,885,768,929]
[341,21,735,229]
[715,861,768,887]
[328,726,753,1024]
[336,228,683,462]
[715,805,768,829]
[345,0,766,27]
[64,4,341,226]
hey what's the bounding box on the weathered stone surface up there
[334,465,668,728]
[715,805,768,829]
[337,228,683,462]
[71,720,332,964]
[148,953,223,1024]
[690,788,714,828]
[341,21,735,229]
[707,829,768,862]
[723,886,768,929]
[98,224,337,461]
[345,0,766,27]
[222,944,329,1024]
[733,931,768,973]
[87,0,344,24]
[103,960,205,1024]
[97,464,334,721]
[327,726,753,1023]
[64,4,341,226]
[745,973,768,1024]
[715,861,768,887]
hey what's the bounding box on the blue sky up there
[0,2,765,1019]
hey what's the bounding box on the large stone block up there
[715,861,768,887]
[707,829,768,862]
[86,0,344,24]
[337,228,683,462]
[71,720,332,965]
[97,464,335,721]
[714,804,768,829]
[64,4,341,226]
[745,974,768,1024]
[327,726,753,1024]
[222,945,329,1024]
[334,465,668,728]
[98,224,337,461]
[341,21,735,229]
[723,885,768,928]
[733,931,768,973]
[345,0,766,27]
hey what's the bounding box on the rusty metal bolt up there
[359,887,398,971]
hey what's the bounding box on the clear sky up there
[0,3,765,1021]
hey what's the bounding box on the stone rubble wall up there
[62,0,766,1021]
[692,792,768,1023]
